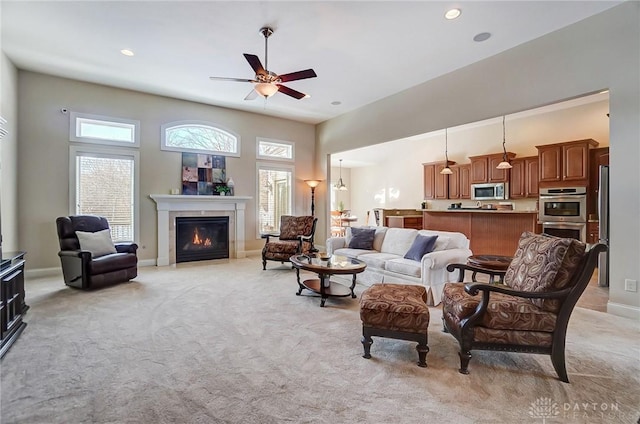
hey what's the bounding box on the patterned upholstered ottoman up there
[359,283,430,367]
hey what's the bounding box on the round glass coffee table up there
[290,254,366,307]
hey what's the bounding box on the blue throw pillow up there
[404,235,439,261]
[348,228,376,250]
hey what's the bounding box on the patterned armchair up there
[441,232,606,382]
[262,215,317,270]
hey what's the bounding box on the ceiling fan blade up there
[243,54,266,76]
[244,89,258,101]
[276,84,308,100]
[278,69,317,83]
[209,76,256,83]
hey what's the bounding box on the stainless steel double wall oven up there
[538,187,587,242]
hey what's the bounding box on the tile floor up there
[576,268,609,313]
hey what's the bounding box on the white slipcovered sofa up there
[326,226,472,305]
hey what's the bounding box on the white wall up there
[317,3,639,318]
[16,72,316,270]
[0,50,19,252]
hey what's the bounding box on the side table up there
[466,254,513,283]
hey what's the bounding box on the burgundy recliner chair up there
[56,215,138,290]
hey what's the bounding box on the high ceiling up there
[1,1,621,125]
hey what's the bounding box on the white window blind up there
[74,151,136,242]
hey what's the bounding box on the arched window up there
[161,121,240,156]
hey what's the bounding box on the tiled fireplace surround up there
[150,195,251,266]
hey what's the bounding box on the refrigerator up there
[598,165,609,287]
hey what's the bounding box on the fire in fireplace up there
[175,217,229,263]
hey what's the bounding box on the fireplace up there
[175,217,229,263]
[150,194,250,266]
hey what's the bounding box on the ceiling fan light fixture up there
[255,82,278,98]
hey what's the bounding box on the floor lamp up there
[305,179,322,252]
[304,179,322,217]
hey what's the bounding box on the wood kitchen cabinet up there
[448,164,471,199]
[423,163,435,199]
[525,156,540,197]
[459,164,471,199]
[387,215,423,230]
[537,139,598,187]
[469,153,515,184]
[423,161,453,200]
[510,156,539,198]
[434,163,449,199]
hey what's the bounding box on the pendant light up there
[496,115,513,169]
[440,128,453,175]
[334,159,347,190]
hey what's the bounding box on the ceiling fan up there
[209,26,317,100]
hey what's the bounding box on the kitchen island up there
[422,209,540,257]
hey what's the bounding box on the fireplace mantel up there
[150,195,251,266]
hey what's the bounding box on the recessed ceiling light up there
[444,8,461,20]
[331,101,342,106]
[120,49,134,57]
[473,32,491,42]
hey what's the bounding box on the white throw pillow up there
[76,229,117,257]
[432,236,451,251]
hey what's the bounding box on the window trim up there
[69,145,140,243]
[69,112,140,147]
[255,161,295,239]
[161,120,241,157]
[256,137,295,162]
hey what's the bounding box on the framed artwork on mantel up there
[181,153,226,195]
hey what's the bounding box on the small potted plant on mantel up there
[215,185,231,196]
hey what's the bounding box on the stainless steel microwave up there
[471,182,509,200]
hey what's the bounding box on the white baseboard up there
[607,302,640,320]
[25,267,61,279]
[27,260,157,278]
[138,259,157,267]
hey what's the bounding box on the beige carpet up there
[2,256,639,423]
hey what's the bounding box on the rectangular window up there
[70,146,139,242]
[257,138,294,161]
[70,112,140,147]
[257,163,294,236]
